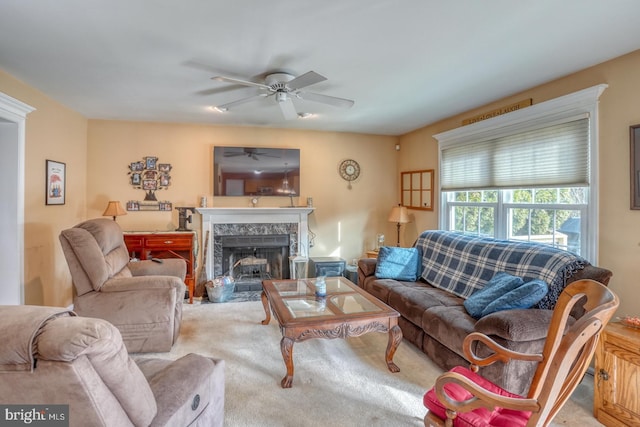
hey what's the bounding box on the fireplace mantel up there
[196,207,314,224]
[197,207,315,280]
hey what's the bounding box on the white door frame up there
[0,92,35,305]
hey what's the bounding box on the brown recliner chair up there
[0,305,225,427]
[60,218,186,352]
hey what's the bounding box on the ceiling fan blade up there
[215,93,268,111]
[212,76,272,91]
[285,71,327,91]
[278,98,299,120]
[297,91,355,109]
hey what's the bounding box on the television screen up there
[213,147,300,196]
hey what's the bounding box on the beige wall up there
[0,69,88,307]
[398,49,640,317]
[87,120,400,268]
[4,48,640,314]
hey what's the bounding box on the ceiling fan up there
[223,147,280,161]
[211,71,354,120]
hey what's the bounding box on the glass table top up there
[283,293,382,318]
[266,276,391,320]
[272,277,355,296]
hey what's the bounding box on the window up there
[446,188,586,254]
[434,85,607,262]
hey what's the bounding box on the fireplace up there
[197,207,314,291]
[221,234,290,291]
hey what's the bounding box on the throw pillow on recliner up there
[375,246,421,281]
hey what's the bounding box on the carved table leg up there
[280,336,295,388]
[385,324,402,373]
[261,291,271,325]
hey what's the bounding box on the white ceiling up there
[1,1,640,136]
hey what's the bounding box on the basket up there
[205,276,236,303]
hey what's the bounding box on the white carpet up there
[139,301,603,427]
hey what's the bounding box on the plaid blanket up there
[415,230,587,309]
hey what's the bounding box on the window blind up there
[441,118,589,191]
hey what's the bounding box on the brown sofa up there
[358,230,612,395]
[0,305,225,427]
[60,218,187,353]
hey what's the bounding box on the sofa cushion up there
[463,272,524,319]
[422,306,476,358]
[375,246,421,281]
[480,279,548,317]
[388,282,464,327]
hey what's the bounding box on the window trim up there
[434,84,607,263]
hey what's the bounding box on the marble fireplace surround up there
[197,207,314,279]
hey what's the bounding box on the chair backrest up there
[59,218,132,296]
[0,305,157,426]
[525,279,619,425]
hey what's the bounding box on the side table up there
[594,321,640,426]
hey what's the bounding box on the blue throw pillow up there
[463,272,524,319]
[480,279,549,317]
[375,246,421,281]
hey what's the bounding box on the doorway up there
[0,93,34,304]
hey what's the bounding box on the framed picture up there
[158,163,172,173]
[631,125,640,209]
[159,174,171,187]
[130,172,141,186]
[45,159,66,205]
[145,156,157,170]
[142,179,157,190]
[400,169,434,211]
[143,170,158,180]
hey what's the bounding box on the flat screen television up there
[213,147,300,196]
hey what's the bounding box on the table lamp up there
[388,204,410,246]
[103,201,127,221]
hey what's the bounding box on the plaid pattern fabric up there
[416,231,586,310]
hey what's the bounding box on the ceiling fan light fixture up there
[213,106,228,113]
[210,70,353,120]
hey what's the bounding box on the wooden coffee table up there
[261,276,402,388]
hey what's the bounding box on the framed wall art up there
[401,169,434,211]
[631,124,640,209]
[45,159,66,205]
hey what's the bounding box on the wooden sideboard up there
[594,321,640,426]
[123,231,195,304]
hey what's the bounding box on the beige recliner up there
[60,218,186,352]
[0,305,225,427]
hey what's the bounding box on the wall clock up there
[338,159,361,189]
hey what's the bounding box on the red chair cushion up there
[423,366,531,427]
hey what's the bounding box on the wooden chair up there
[423,279,619,427]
